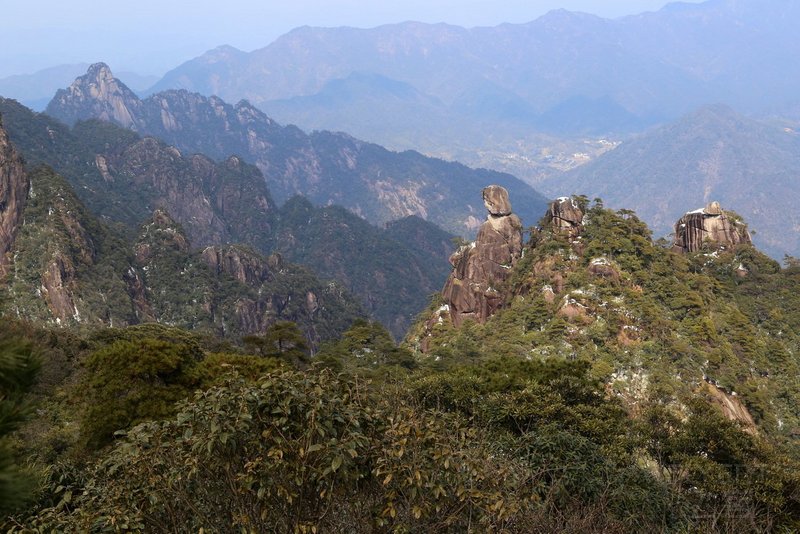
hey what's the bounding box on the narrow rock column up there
[441,185,523,326]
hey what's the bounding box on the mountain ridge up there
[46,64,549,235]
[1,97,455,337]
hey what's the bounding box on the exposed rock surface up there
[1,99,453,340]
[588,257,620,283]
[201,245,272,287]
[441,186,523,327]
[101,138,275,251]
[673,201,752,253]
[703,380,758,435]
[543,197,584,235]
[129,209,364,349]
[0,119,28,279]
[123,266,155,322]
[46,63,143,129]
[41,254,79,323]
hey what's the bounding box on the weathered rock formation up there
[543,197,584,235]
[40,253,79,323]
[442,185,523,326]
[201,245,272,287]
[102,138,275,251]
[46,63,143,129]
[0,119,28,279]
[673,201,752,253]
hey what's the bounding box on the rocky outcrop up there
[543,197,584,235]
[94,137,275,252]
[703,379,758,435]
[441,185,523,327]
[0,119,28,279]
[201,245,272,286]
[40,254,79,323]
[588,257,621,283]
[673,201,752,253]
[46,63,143,129]
[123,266,155,322]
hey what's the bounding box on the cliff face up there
[0,119,28,279]
[1,98,453,339]
[441,185,523,327]
[97,137,276,251]
[0,162,363,344]
[673,201,752,253]
[2,165,132,326]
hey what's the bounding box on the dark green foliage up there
[0,330,40,514]
[243,320,309,365]
[273,197,453,338]
[82,338,200,449]
[16,369,670,533]
[316,319,417,375]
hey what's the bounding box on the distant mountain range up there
[540,105,800,260]
[142,0,800,179]
[45,64,548,235]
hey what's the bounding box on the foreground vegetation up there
[0,317,797,532]
[3,199,800,532]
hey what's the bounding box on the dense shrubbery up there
[0,329,40,515]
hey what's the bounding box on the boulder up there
[544,197,584,235]
[482,184,513,216]
[441,185,523,327]
[673,201,752,253]
[588,257,620,283]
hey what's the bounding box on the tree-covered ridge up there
[412,198,800,443]
[1,162,364,346]
[0,97,276,249]
[273,197,454,338]
[43,65,550,235]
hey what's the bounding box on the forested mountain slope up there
[46,64,549,236]
[0,98,455,336]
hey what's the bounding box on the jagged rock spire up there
[440,185,523,327]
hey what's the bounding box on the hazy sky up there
[1,0,705,78]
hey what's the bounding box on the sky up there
[0,0,705,79]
